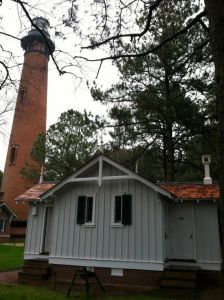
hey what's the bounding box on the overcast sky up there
[0,1,119,171]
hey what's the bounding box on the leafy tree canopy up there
[90,1,214,182]
[21,109,100,182]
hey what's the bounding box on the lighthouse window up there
[19,89,27,102]
[9,145,18,164]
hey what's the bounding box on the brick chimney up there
[202,155,212,185]
[0,17,55,220]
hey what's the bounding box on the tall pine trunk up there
[204,0,224,273]
[164,70,175,182]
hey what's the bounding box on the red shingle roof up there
[160,183,219,200]
[16,183,55,202]
[15,181,220,203]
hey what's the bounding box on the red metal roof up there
[16,183,55,202]
[160,183,219,200]
[15,181,220,203]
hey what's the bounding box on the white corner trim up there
[48,256,164,271]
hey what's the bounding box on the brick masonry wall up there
[50,264,162,288]
[1,50,48,220]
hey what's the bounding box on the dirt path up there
[0,270,19,284]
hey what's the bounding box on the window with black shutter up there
[113,194,132,226]
[76,195,95,225]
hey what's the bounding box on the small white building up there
[16,154,221,287]
[0,202,17,242]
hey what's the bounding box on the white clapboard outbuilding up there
[16,154,221,287]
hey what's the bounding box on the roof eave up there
[16,197,40,203]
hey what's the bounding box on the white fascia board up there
[102,175,132,181]
[41,154,172,201]
[40,156,101,200]
[49,256,164,271]
[69,177,99,183]
[102,156,172,199]
[69,175,132,183]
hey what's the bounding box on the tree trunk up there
[166,123,175,182]
[204,0,224,273]
[162,131,168,181]
[164,70,175,182]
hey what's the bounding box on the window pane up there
[9,145,18,164]
[122,194,132,225]
[77,196,86,224]
[114,196,122,223]
[86,197,93,223]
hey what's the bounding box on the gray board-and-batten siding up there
[24,179,164,270]
[24,158,221,271]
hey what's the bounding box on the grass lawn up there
[0,244,24,272]
[0,284,172,300]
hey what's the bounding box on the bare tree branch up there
[78,10,207,62]
[0,31,20,40]
[12,0,66,75]
[82,0,164,49]
[0,62,9,89]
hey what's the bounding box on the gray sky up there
[0,1,118,171]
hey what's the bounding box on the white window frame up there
[78,194,96,227]
[0,218,7,232]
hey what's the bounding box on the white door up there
[164,205,171,259]
[170,205,194,260]
[42,206,53,254]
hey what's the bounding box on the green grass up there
[0,284,170,300]
[0,244,24,271]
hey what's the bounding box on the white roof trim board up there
[41,154,172,200]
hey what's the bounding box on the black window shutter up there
[77,196,86,224]
[122,194,132,225]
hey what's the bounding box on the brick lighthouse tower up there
[1,17,55,220]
